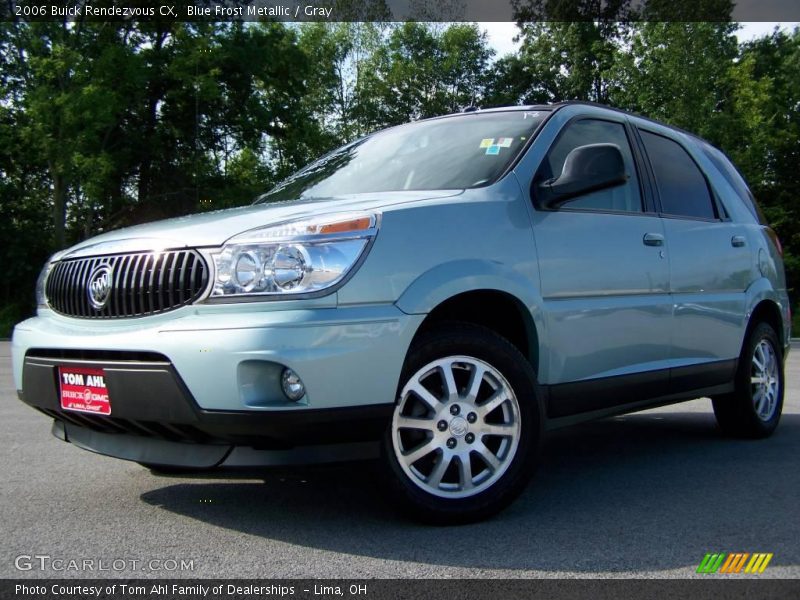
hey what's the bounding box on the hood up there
[59,190,462,258]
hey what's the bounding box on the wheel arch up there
[409,289,540,374]
[747,299,785,353]
[395,260,545,375]
[743,276,791,352]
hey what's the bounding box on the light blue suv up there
[12,103,790,523]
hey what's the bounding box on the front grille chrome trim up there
[45,249,209,319]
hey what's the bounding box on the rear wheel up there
[382,323,542,524]
[712,322,784,438]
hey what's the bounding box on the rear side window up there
[640,130,716,220]
[702,145,766,224]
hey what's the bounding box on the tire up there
[712,321,784,439]
[382,322,542,524]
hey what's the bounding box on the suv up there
[12,103,790,523]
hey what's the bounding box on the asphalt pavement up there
[1,341,798,579]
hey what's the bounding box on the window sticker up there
[523,111,541,119]
[497,137,513,147]
[485,145,501,155]
[479,138,494,148]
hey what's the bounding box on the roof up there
[459,101,709,144]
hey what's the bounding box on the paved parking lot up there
[1,341,797,579]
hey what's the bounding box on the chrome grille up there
[45,250,209,318]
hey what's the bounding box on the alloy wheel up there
[751,338,780,422]
[391,356,521,499]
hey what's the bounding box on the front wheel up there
[382,323,542,524]
[712,321,784,439]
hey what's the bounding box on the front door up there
[525,116,673,416]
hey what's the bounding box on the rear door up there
[635,128,751,390]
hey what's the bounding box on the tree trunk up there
[137,28,170,206]
[52,170,66,249]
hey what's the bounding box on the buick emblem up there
[87,264,113,309]
[449,416,469,438]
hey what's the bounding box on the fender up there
[744,276,791,347]
[395,259,539,315]
[394,259,548,373]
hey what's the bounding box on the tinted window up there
[258,111,548,202]
[702,145,766,223]
[640,131,716,220]
[535,119,642,212]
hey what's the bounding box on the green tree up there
[4,21,141,248]
[297,22,385,145]
[361,23,493,126]
[516,21,628,103]
[734,29,800,297]
[611,22,739,138]
[483,54,537,107]
[509,0,633,103]
[439,24,493,111]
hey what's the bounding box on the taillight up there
[766,228,783,256]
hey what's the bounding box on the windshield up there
[258,110,549,203]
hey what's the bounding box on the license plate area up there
[58,366,112,416]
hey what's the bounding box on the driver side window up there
[536,119,643,213]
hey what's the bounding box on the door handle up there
[731,235,746,248]
[643,232,664,247]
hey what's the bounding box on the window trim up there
[635,127,726,223]
[496,107,559,184]
[529,115,649,217]
[627,121,659,214]
[701,143,765,224]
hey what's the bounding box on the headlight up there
[210,212,379,299]
[35,259,55,308]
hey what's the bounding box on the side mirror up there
[536,143,628,209]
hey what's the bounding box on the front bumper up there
[47,414,390,469]
[18,351,394,446]
[13,303,422,411]
[12,303,423,464]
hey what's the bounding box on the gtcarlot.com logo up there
[697,552,773,574]
[14,554,195,573]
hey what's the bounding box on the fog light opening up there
[281,368,306,402]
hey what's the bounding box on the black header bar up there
[2,0,800,23]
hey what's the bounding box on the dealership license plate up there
[58,366,112,416]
